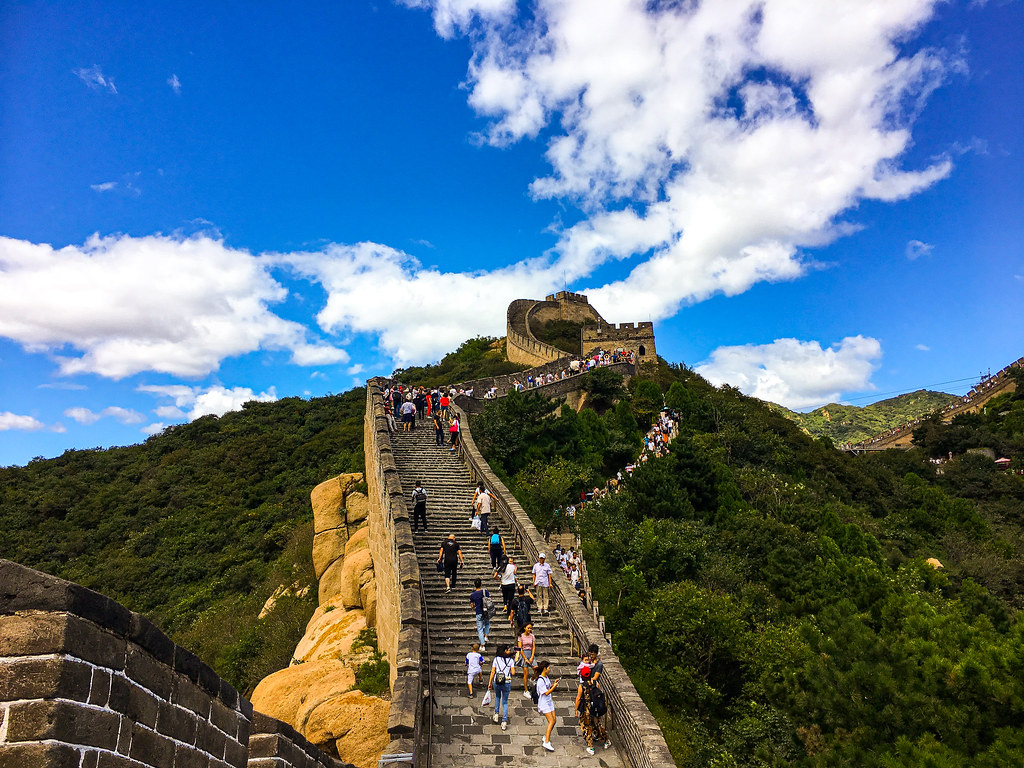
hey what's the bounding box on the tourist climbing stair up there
[390,421,626,766]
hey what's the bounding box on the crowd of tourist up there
[508,348,637,394]
[382,382,462,450]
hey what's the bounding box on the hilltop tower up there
[506,291,656,366]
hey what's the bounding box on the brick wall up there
[506,299,567,366]
[451,409,676,768]
[0,559,348,768]
[363,381,422,768]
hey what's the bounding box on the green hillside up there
[0,390,366,694]
[771,389,958,444]
[475,364,1024,767]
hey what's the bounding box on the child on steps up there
[466,642,484,697]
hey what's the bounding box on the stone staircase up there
[390,423,626,766]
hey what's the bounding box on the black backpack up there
[588,683,607,717]
[413,489,427,504]
[514,598,531,628]
[529,680,539,704]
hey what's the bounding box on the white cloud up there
[409,0,956,322]
[73,65,117,94]
[346,364,365,376]
[139,383,277,420]
[65,407,101,424]
[154,405,186,419]
[906,239,934,260]
[916,343,930,351]
[103,406,144,424]
[696,336,882,410]
[141,422,166,436]
[0,412,45,431]
[188,386,277,419]
[65,405,145,425]
[51,423,67,433]
[168,74,181,94]
[401,0,517,38]
[90,181,117,193]
[0,234,347,379]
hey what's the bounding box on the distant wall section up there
[582,321,657,365]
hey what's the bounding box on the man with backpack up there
[469,578,495,650]
[509,585,536,635]
[574,665,610,754]
[411,482,428,532]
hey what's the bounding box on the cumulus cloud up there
[3,3,962,378]
[696,336,882,410]
[73,65,117,94]
[0,234,347,379]
[90,181,117,193]
[141,423,166,436]
[412,0,956,321]
[65,406,145,425]
[139,384,277,420]
[168,74,181,94]
[906,239,934,260]
[0,412,45,431]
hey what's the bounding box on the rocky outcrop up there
[251,472,389,768]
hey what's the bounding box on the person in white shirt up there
[532,553,554,615]
[534,659,561,751]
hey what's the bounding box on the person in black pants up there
[433,412,445,446]
[437,534,464,592]
[411,482,428,532]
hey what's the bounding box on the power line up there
[795,375,980,412]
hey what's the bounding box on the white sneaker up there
[542,741,555,752]
[492,713,499,723]
[523,690,532,698]
[586,747,595,755]
[501,721,507,731]
[604,741,611,750]
[479,645,485,652]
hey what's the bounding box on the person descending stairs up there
[390,420,626,766]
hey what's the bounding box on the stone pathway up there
[388,419,627,767]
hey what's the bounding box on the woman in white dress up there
[534,659,561,752]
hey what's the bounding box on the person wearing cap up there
[532,552,554,616]
[575,664,610,754]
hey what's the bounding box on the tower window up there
[638,344,646,356]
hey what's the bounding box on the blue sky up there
[0,0,1021,466]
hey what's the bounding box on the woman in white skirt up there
[534,659,561,752]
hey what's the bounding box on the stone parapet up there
[506,299,569,366]
[363,379,422,768]
[450,408,676,768]
[456,361,636,414]
[0,559,349,768]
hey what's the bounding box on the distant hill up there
[770,389,959,444]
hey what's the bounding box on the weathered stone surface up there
[360,581,377,628]
[345,492,370,526]
[312,528,349,580]
[317,558,348,606]
[312,473,363,535]
[250,660,356,728]
[344,526,369,556]
[340,549,373,610]
[303,690,390,768]
[293,600,367,663]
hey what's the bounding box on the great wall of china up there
[4,291,1019,767]
[847,356,1023,452]
[0,294,673,768]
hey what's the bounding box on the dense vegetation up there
[477,361,1024,767]
[391,336,527,386]
[0,391,365,695]
[771,390,958,445]
[529,318,588,355]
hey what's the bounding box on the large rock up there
[313,527,349,579]
[304,690,391,768]
[340,550,374,610]
[312,474,361,533]
[318,557,348,605]
[250,659,356,727]
[294,598,368,663]
[345,491,370,526]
